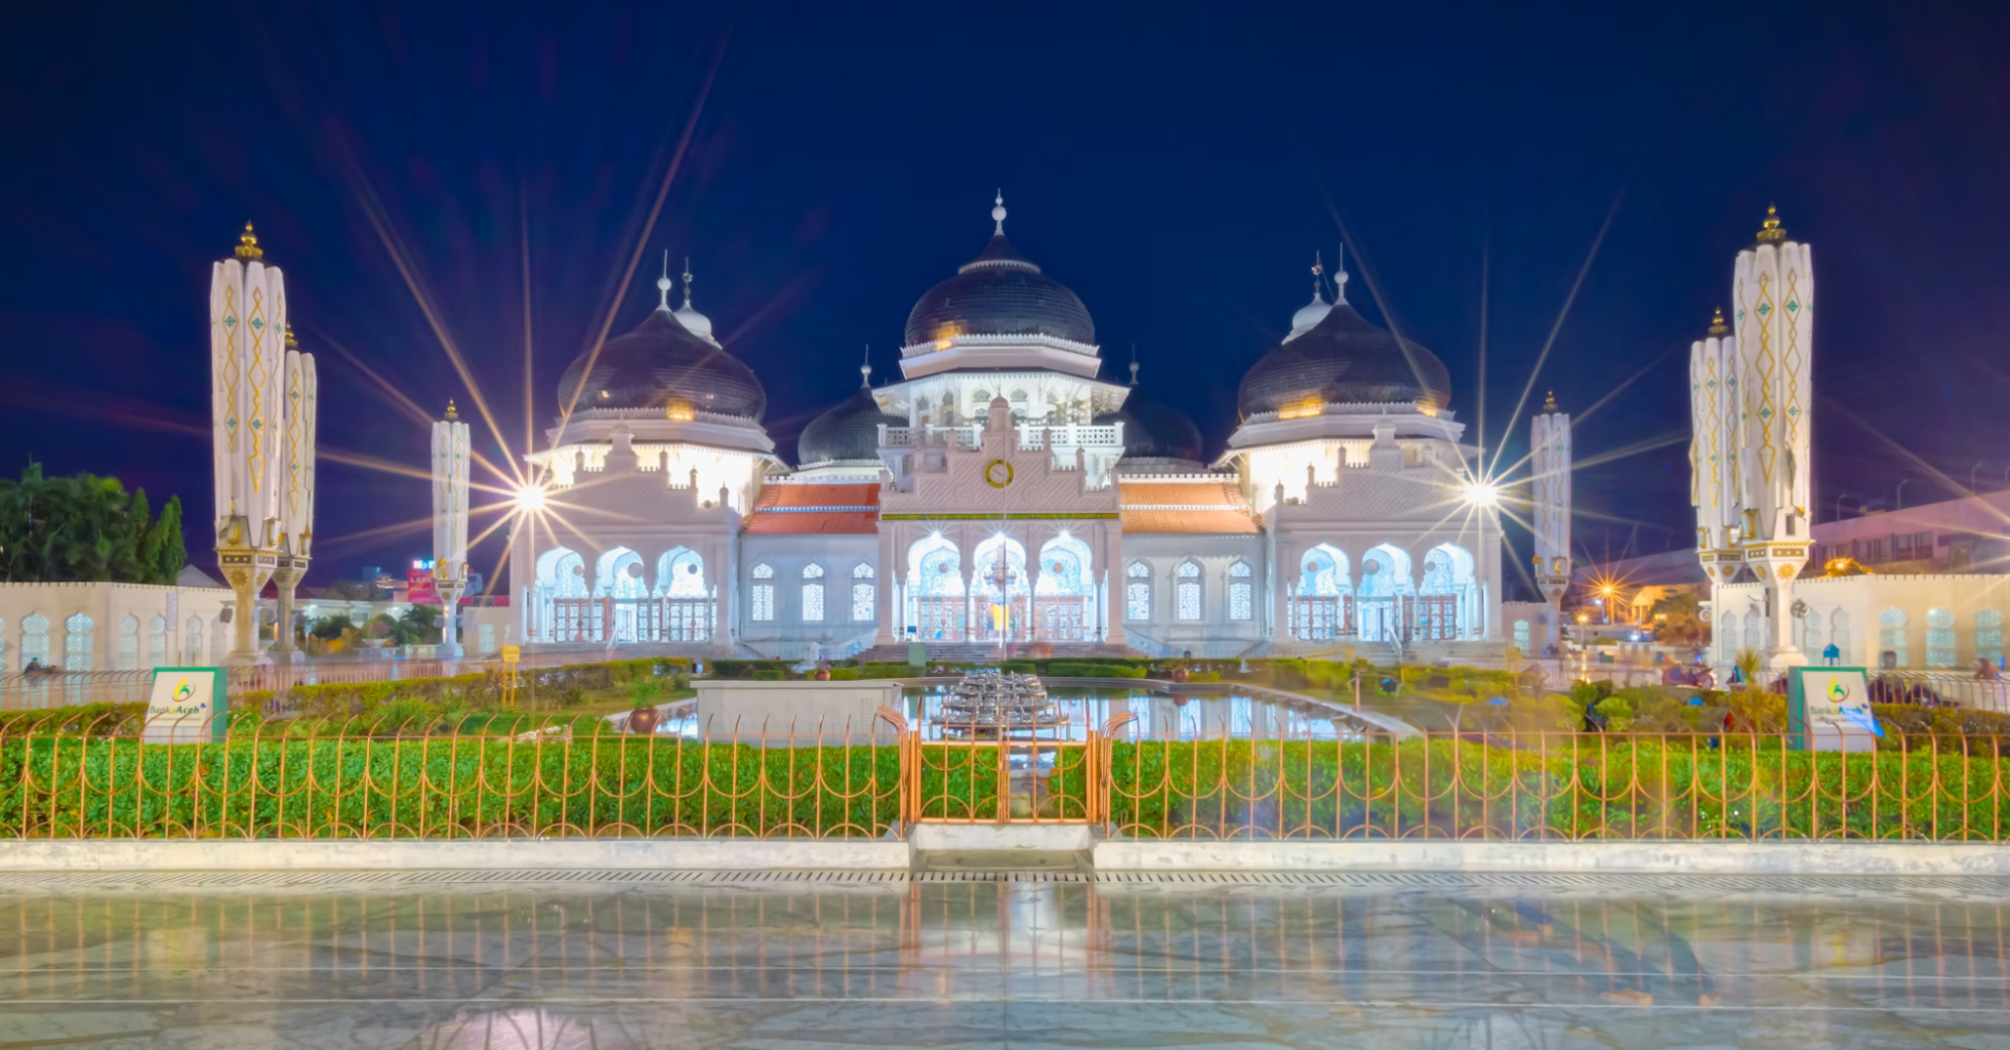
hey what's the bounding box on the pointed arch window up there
[1927,608,1957,668]
[20,614,49,670]
[117,615,139,670]
[185,616,204,665]
[1228,561,1253,621]
[1176,561,1203,621]
[1829,609,1851,663]
[852,563,875,623]
[1976,609,2003,670]
[751,563,775,622]
[1125,561,1152,622]
[147,615,167,667]
[802,563,826,622]
[1879,607,1908,668]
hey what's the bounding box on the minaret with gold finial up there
[1733,204,1815,668]
[1530,391,1572,650]
[210,222,289,660]
[269,322,319,657]
[432,398,472,658]
[1690,305,1743,668]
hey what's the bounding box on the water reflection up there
[1,881,2005,1048]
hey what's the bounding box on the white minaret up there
[432,401,472,658]
[1733,205,1815,668]
[1689,307,1743,667]
[211,223,288,660]
[1530,392,1571,651]
[269,330,318,655]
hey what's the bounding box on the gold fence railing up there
[1100,729,2010,841]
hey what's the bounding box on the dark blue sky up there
[4,1,2008,596]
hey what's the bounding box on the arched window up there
[117,615,139,670]
[147,615,167,667]
[1176,561,1203,621]
[1513,619,1531,652]
[478,622,497,654]
[751,563,776,622]
[64,613,94,671]
[1976,609,2003,670]
[1927,608,1957,668]
[1228,561,1253,621]
[802,563,826,622]
[20,614,49,670]
[185,616,204,665]
[1829,609,1851,663]
[1879,607,1909,668]
[656,548,707,598]
[1035,535,1093,597]
[1125,561,1152,622]
[852,563,875,622]
[1802,610,1821,656]
[1719,613,1737,661]
[1742,605,1763,656]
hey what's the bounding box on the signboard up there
[407,566,439,606]
[499,644,521,663]
[141,667,228,745]
[1788,666,1882,753]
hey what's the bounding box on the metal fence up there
[1100,729,2010,841]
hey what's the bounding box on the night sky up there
[3,2,2008,599]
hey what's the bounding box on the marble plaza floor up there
[0,867,2007,1049]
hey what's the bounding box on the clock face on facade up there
[984,459,1014,488]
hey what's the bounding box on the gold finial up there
[234,222,264,260]
[1755,203,1786,243]
[1708,307,1729,337]
[284,323,299,350]
[445,399,459,422]
[1543,390,1558,413]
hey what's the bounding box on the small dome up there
[798,376,902,467]
[1095,371,1205,465]
[903,195,1095,348]
[1238,302,1451,417]
[556,307,765,420]
[672,259,714,340]
[1287,294,1331,340]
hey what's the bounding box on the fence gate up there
[901,714,1131,827]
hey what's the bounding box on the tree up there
[1649,589,1709,646]
[0,463,187,585]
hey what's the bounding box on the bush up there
[1047,661,1146,679]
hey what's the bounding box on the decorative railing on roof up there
[877,422,1124,452]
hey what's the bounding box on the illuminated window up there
[1927,608,1956,668]
[1829,609,1850,662]
[1125,562,1152,621]
[20,614,48,669]
[802,563,826,623]
[147,615,167,667]
[1977,609,2003,669]
[852,563,875,622]
[64,613,94,671]
[1513,620,1531,652]
[1228,561,1253,621]
[1176,561,1202,622]
[751,563,775,622]
[185,616,203,664]
[117,615,139,670]
[1879,607,1908,668]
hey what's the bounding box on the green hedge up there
[0,736,896,839]
[1101,737,2010,841]
[239,656,695,716]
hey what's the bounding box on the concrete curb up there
[1093,839,2010,876]
[0,839,912,873]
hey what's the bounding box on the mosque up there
[492,195,1503,662]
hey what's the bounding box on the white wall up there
[0,582,234,671]
[1716,574,2010,670]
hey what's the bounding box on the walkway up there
[1,869,2004,1048]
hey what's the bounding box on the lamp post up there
[1896,478,1911,511]
[1833,492,1851,524]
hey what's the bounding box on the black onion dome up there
[798,383,902,466]
[1237,303,1451,416]
[904,233,1096,347]
[1095,387,1205,463]
[556,307,766,420]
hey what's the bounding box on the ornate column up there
[1690,307,1744,671]
[1733,207,1815,669]
[210,224,287,662]
[432,402,471,658]
[1531,393,1571,652]
[269,331,317,658]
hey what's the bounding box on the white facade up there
[0,583,234,679]
[1716,574,2010,672]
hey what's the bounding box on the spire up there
[284,323,299,351]
[1708,306,1729,337]
[670,255,715,341]
[681,256,695,309]
[860,345,872,388]
[1310,251,1327,303]
[1756,203,1786,244]
[1543,390,1558,413]
[1129,360,1140,386]
[1333,243,1350,304]
[234,222,263,261]
[445,399,459,422]
[657,251,672,310]
[992,190,1007,236]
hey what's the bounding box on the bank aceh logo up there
[173,678,193,703]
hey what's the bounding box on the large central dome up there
[1238,302,1451,417]
[903,195,1095,348]
[556,306,766,420]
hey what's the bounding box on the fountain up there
[937,669,1066,738]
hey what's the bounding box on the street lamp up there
[1896,478,1911,511]
[1833,492,1852,523]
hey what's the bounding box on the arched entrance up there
[1357,544,1414,642]
[1291,545,1352,641]
[1417,543,1476,641]
[972,535,1030,642]
[535,547,590,641]
[595,547,648,642]
[907,535,966,641]
[648,547,713,642]
[1033,534,1095,642]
